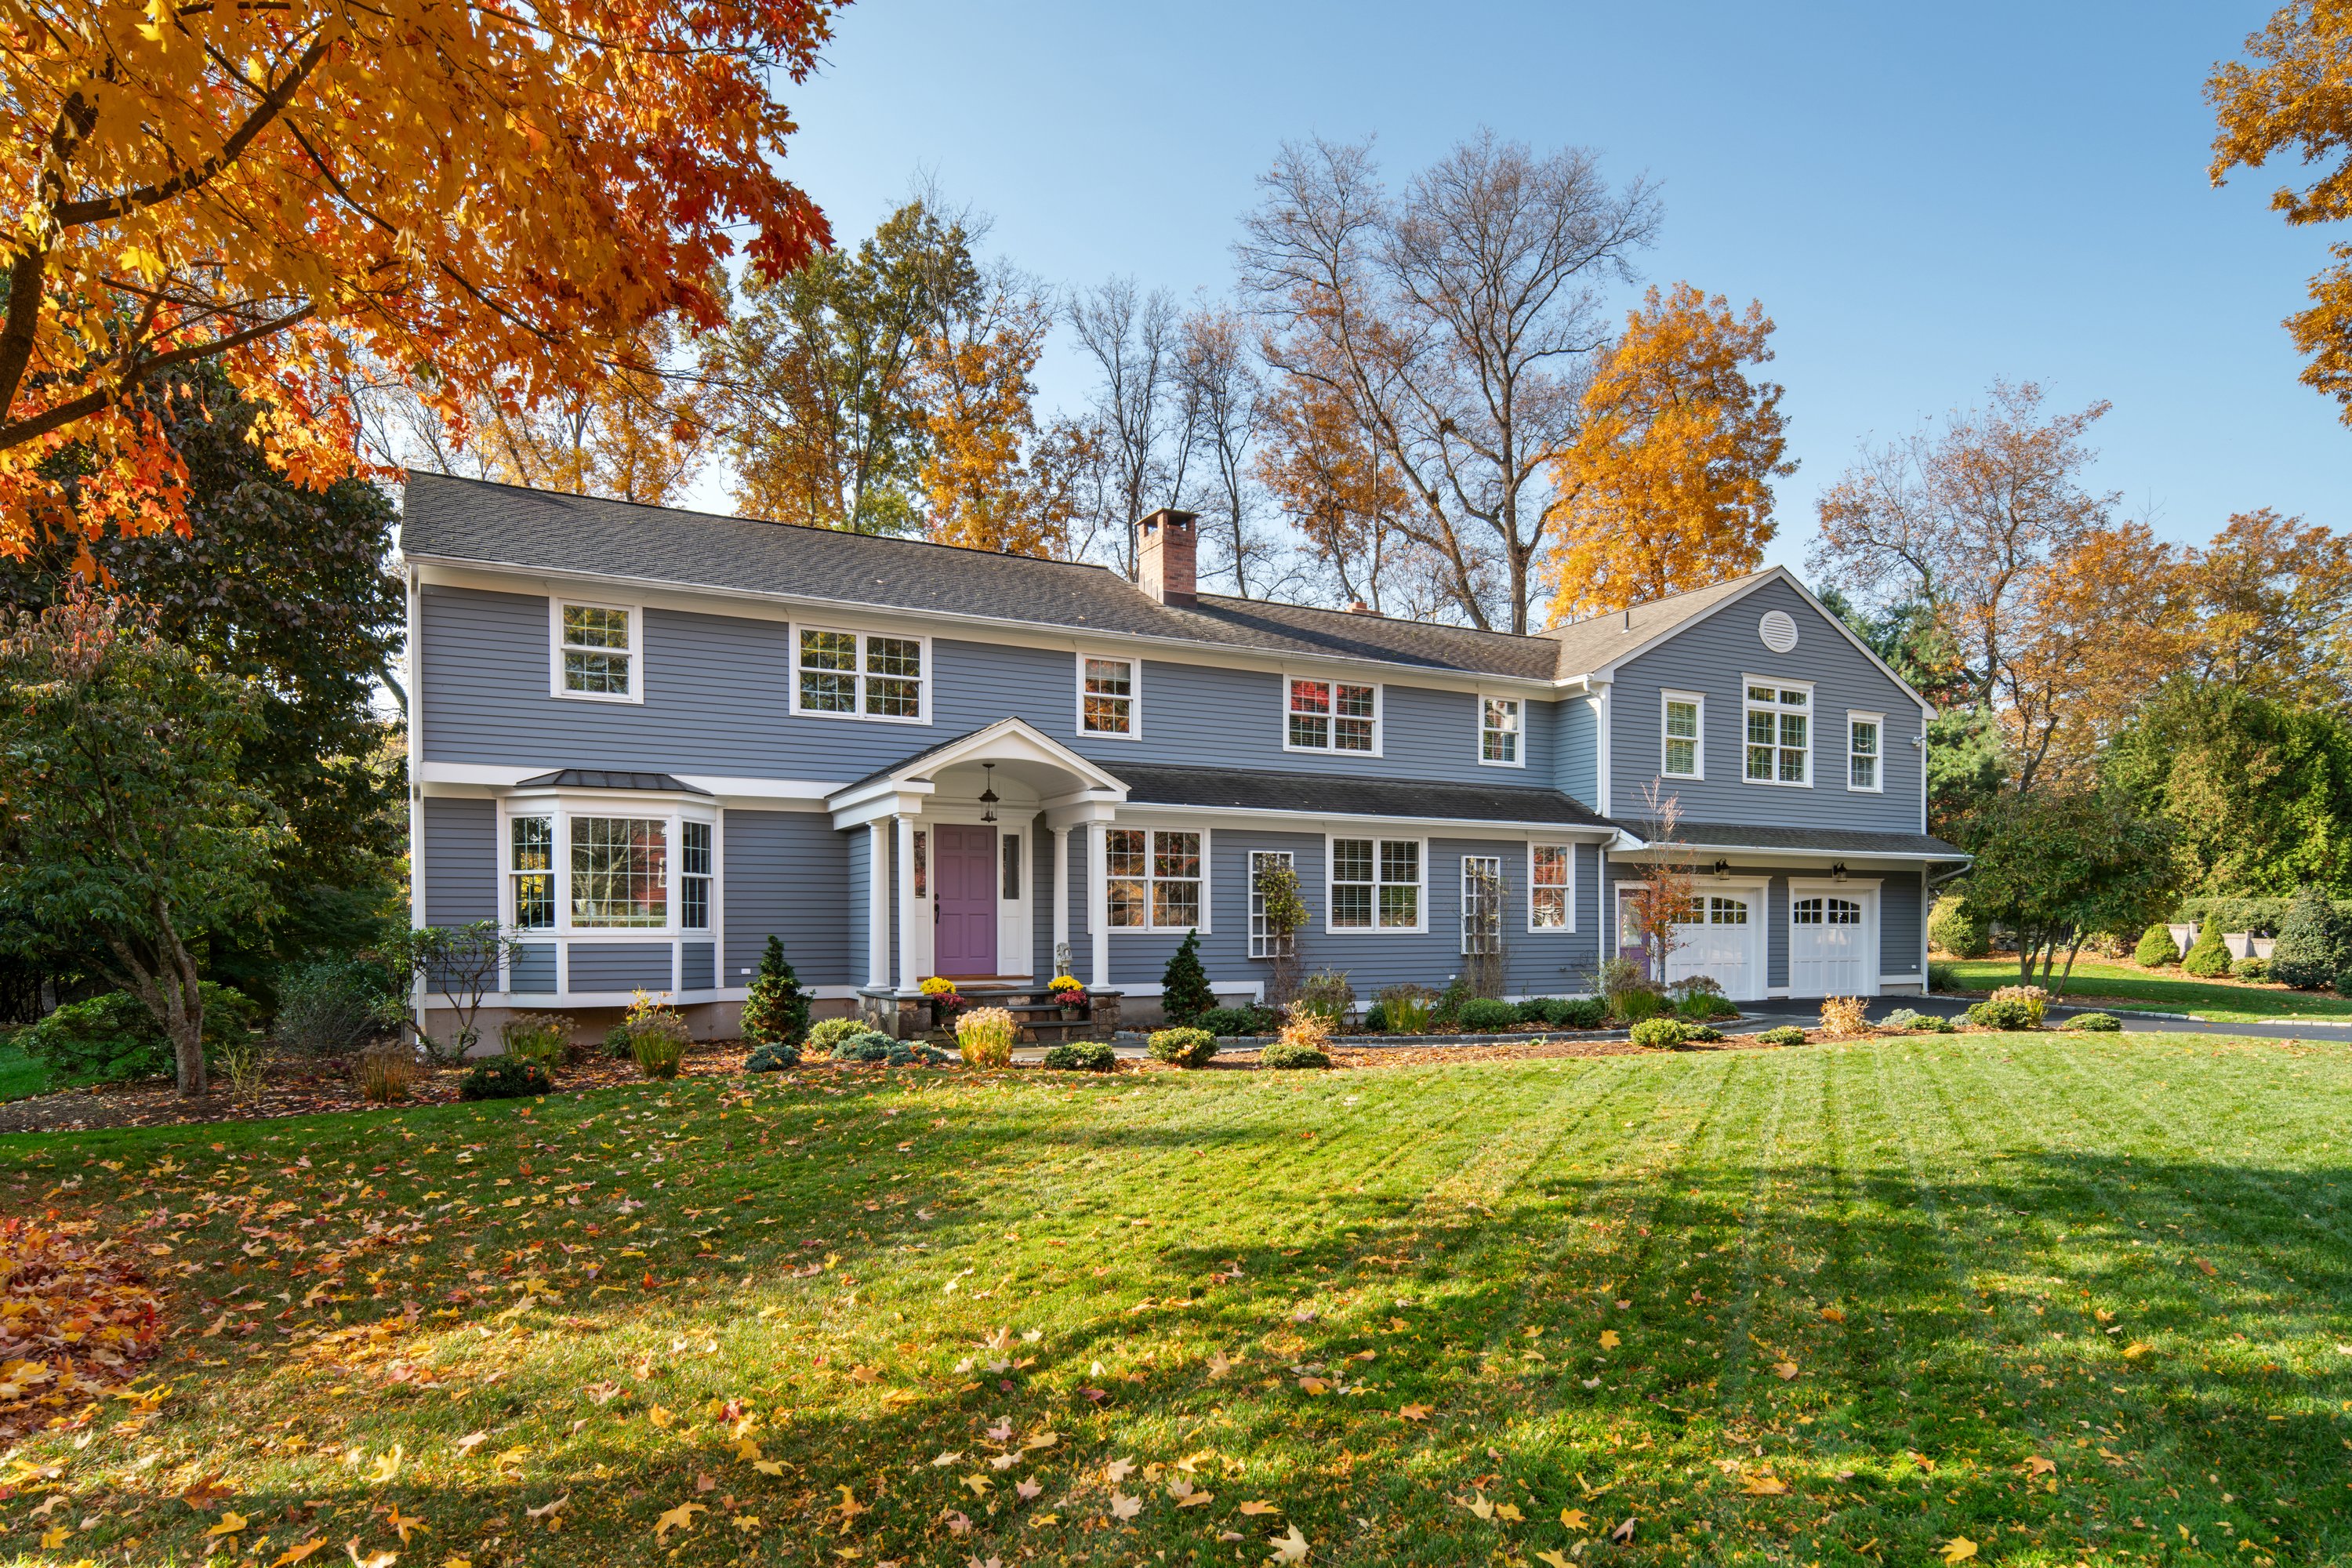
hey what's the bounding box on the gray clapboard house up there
[401,471,1965,1036]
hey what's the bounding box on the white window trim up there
[1248,848,1297,960]
[1283,674,1385,757]
[788,623,933,726]
[1660,689,1704,780]
[1106,824,1213,935]
[1322,833,1427,935]
[1460,854,1504,956]
[1074,650,1142,740]
[1846,710,1886,793]
[498,793,724,985]
[549,596,645,704]
[1526,842,1577,934]
[1740,673,1815,789]
[1476,693,1526,769]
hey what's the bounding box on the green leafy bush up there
[1965,997,2040,1031]
[1258,1041,1332,1069]
[745,1041,801,1072]
[1628,1017,1688,1049]
[1146,1027,1218,1068]
[740,935,811,1045]
[1881,1007,1958,1034]
[2270,887,2350,989]
[2236,956,2271,982]
[1610,988,1665,1025]
[2180,921,2234,978]
[1928,895,1991,958]
[1756,1025,1808,1046]
[807,1017,872,1056]
[604,1022,635,1059]
[1433,975,1471,1026]
[25,985,256,1083]
[1197,1005,1278,1037]
[1160,930,1216,1025]
[2132,924,2181,967]
[459,1056,552,1100]
[2067,1012,2123,1032]
[1681,1024,1724,1044]
[1042,1041,1116,1072]
[274,957,402,1056]
[498,1012,571,1068]
[1454,997,1520,1032]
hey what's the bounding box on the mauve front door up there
[933,825,997,977]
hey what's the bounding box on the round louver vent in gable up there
[1759,609,1799,654]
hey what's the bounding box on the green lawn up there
[3,1037,2348,1567]
[0,1037,51,1102]
[1942,956,2352,1023]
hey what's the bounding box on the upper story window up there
[794,627,926,723]
[1743,678,1811,786]
[1329,836,1421,931]
[553,601,640,702]
[1287,677,1379,753]
[1661,691,1703,779]
[1847,713,1882,792]
[511,816,555,930]
[1529,844,1573,931]
[1080,655,1137,736]
[1479,697,1522,766]
[1108,828,1204,931]
[572,816,668,927]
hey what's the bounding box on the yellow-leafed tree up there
[1541,284,1794,622]
[914,282,1090,557]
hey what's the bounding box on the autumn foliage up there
[0,1,837,554]
[0,1217,165,1442]
[1542,284,1792,621]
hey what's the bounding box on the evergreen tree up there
[2180,920,2234,978]
[1160,929,1214,1026]
[740,935,812,1044]
[2269,886,2350,989]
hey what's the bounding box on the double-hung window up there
[1460,856,1504,956]
[795,627,926,721]
[511,816,555,930]
[1329,837,1421,931]
[1743,679,1811,786]
[554,601,638,700]
[1479,697,1522,765]
[1248,849,1297,958]
[1529,844,1573,931]
[1080,655,1137,735]
[1287,677,1378,753]
[1847,713,1882,792]
[1107,829,1203,931]
[1662,691,1703,779]
[681,822,712,929]
[571,817,668,927]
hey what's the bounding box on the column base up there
[857,988,927,1041]
[1084,989,1123,1041]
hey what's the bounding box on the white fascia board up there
[1606,841,1970,867]
[1133,800,1617,839]
[408,556,1564,696]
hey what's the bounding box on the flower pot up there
[1059,1005,1081,1021]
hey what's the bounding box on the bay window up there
[1107,828,1205,931]
[503,800,717,938]
[511,816,554,930]
[681,822,712,929]
[572,817,668,927]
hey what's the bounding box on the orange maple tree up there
[1541,283,1793,621]
[1,2,838,555]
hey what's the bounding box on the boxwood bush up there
[1628,1017,1688,1050]
[1454,997,1520,1032]
[1146,1027,1218,1068]
[1196,1005,1278,1037]
[2067,1012,2123,1032]
[1258,1041,1332,1069]
[459,1057,552,1100]
[1756,1025,1808,1046]
[2132,924,2180,967]
[1042,1041,1116,1072]
[1965,997,2041,1030]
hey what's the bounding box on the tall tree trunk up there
[2056,939,2084,999]
[106,898,209,1098]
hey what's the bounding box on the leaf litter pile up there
[1,1033,2348,1566]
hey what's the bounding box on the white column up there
[866,821,889,989]
[896,812,920,993]
[1051,826,1071,971]
[1087,818,1110,990]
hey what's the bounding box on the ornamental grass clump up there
[625,991,690,1080]
[956,1006,1017,1068]
[1818,996,1871,1040]
[356,1042,419,1103]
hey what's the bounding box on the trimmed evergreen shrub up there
[740,935,812,1045]
[1259,1041,1332,1069]
[2180,921,2233,978]
[1146,1027,1218,1068]
[882,1042,957,1067]
[1197,1005,1279,1037]
[459,1057,552,1100]
[1965,997,2040,1030]
[807,1017,871,1056]
[1629,1018,1688,1049]
[1927,895,1991,958]
[1159,930,1215,1026]
[1557,998,1607,1029]
[828,1031,899,1063]
[2270,886,2349,989]
[2132,924,2181,967]
[2067,1012,2123,1032]
[1755,1025,1808,1046]
[1681,1024,1724,1044]
[2236,956,2271,982]
[1455,997,1520,1032]
[745,1041,801,1072]
[1042,1041,1116,1071]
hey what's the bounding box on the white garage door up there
[1791,891,1875,996]
[1665,891,1761,1000]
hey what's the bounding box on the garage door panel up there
[1791,891,1875,996]
[1628,888,1763,1000]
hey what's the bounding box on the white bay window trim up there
[549,597,644,703]
[789,623,932,725]
[497,792,722,971]
[1477,694,1524,768]
[1661,689,1704,780]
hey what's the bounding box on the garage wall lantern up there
[1829,862,1848,883]
[1711,858,1730,880]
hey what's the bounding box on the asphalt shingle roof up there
[398,472,1571,680]
[1530,572,1771,677]
[1660,821,1969,859]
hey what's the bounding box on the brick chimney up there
[1136,508,1198,606]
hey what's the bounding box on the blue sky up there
[739,0,2341,575]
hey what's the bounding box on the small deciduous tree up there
[1619,781,1697,987]
[1543,284,1793,619]
[0,593,287,1094]
[387,920,516,1065]
[1956,789,2187,993]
